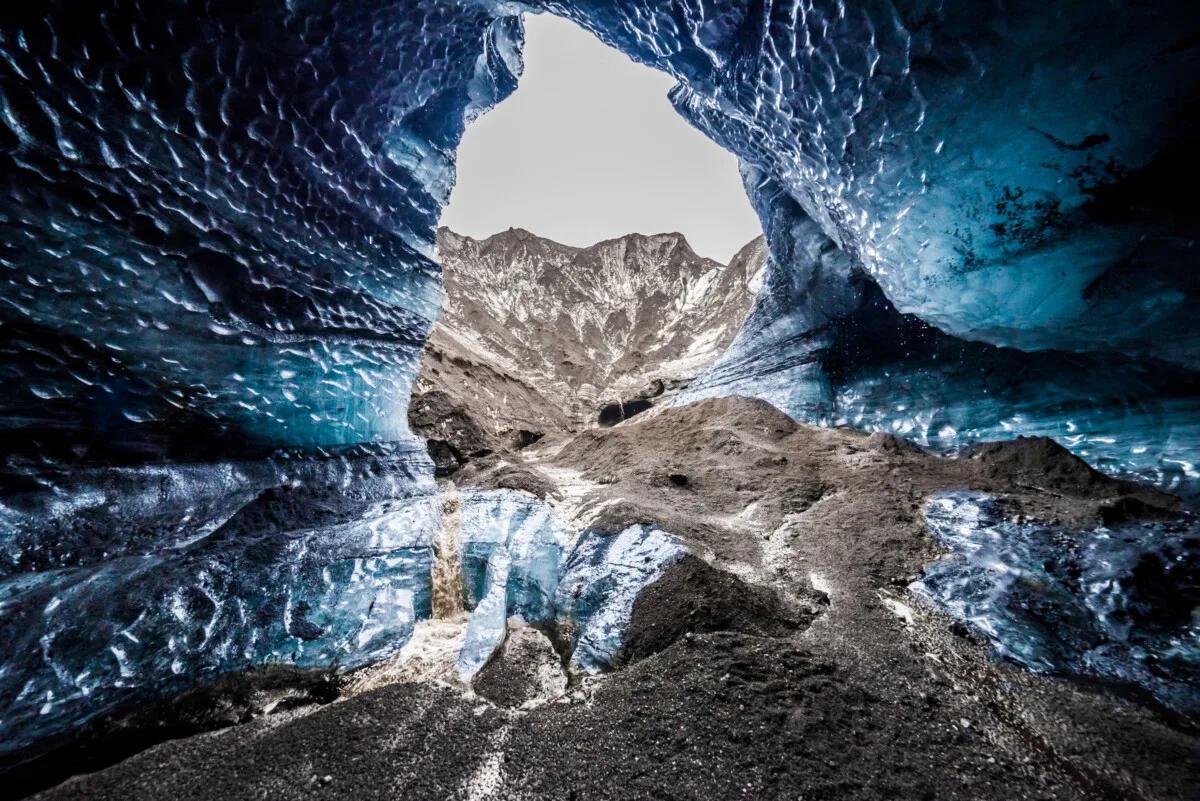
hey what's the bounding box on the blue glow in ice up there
[913,492,1200,715]
[555,525,685,673]
[456,489,564,676]
[2,0,1198,755]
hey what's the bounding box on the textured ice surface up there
[0,2,522,454]
[2,2,1194,466]
[457,545,514,678]
[0,0,523,754]
[456,489,564,676]
[454,493,684,677]
[555,525,685,673]
[460,489,565,621]
[914,492,1200,715]
[535,0,1200,368]
[0,445,439,755]
[680,174,1200,496]
[2,0,1199,754]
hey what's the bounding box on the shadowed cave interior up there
[0,3,1199,800]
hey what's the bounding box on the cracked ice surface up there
[913,492,1200,716]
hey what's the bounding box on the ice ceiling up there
[1,0,1198,756]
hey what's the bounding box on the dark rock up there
[0,666,340,800]
[867,432,926,455]
[425,439,464,477]
[472,622,566,709]
[408,390,496,461]
[964,436,1108,494]
[287,602,324,641]
[618,555,820,665]
[1099,495,1177,526]
[597,398,654,427]
[507,429,544,450]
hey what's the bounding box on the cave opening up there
[411,13,767,467]
[1,4,1199,795]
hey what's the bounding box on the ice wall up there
[0,2,523,455]
[680,170,1200,495]
[0,448,440,754]
[1,0,524,757]
[453,490,683,678]
[456,489,564,676]
[535,0,1200,368]
[555,525,685,673]
[2,0,1199,758]
[914,492,1199,716]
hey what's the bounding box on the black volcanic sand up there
[28,398,1199,801]
[471,622,566,709]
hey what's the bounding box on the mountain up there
[410,227,765,468]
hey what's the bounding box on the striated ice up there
[459,489,565,622]
[555,525,685,673]
[454,494,686,677]
[456,546,514,679]
[455,489,564,676]
[680,173,1200,497]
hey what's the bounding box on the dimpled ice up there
[1,0,1197,756]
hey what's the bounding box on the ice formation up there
[914,492,1199,716]
[1,0,1198,757]
[453,491,683,678]
[555,525,685,673]
[678,178,1200,496]
[0,448,440,753]
[456,489,564,676]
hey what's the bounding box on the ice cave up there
[1,2,1198,800]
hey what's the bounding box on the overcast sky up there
[439,14,762,264]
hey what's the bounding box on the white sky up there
[439,14,762,264]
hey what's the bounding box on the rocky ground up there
[21,397,1199,801]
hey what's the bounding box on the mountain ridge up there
[410,227,766,471]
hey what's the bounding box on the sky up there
[439,14,762,264]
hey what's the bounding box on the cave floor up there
[31,398,1200,801]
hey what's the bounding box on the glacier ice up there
[1,1,1194,471]
[456,489,564,676]
[555,525,685,673]
[453,491,683,678]
[536,0,1200,368]
[914,492,1199,716]
[457,544,515,678]
[0,446,440,754]
[459,489,565,623]
[0,0,1198,758]
[680,170,1200,497]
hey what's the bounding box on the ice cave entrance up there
[440,14,761,265]
[432,14,766,435]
